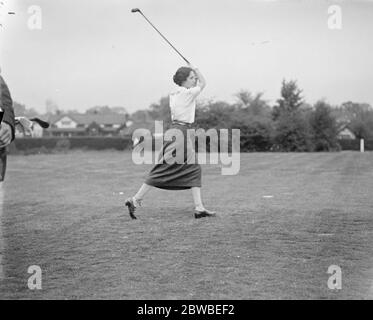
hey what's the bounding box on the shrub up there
[309,101,339,151]
[273,111,313,151]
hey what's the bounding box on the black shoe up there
[125,198,137,220]
[194,209,216,219]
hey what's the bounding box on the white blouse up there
[169,86,202,124]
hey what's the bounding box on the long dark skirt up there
[145,123,201,190]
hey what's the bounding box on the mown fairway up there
[0,151,372,299]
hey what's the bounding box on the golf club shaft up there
[138,11,190,64]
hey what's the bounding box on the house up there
[44,113,128,137]
[337,125,356,140]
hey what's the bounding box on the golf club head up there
[131,8,141,13]
[29,118,50,129]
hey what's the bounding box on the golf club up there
[29,118,50,129]
[131,8,190,64]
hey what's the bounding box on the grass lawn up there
[0,151,372,299]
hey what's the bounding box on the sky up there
[0,0,373,114]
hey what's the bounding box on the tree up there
[272,79,303,120]
[130,110,152,123]
[309,101,339,151]
[195,101,235,129]
[234,90,271,117]
[272,80,312,151]
[232,116,274,151]
[45,98,60,115]
[13,101,39,118]
[13,101,26,116]
[339,102,373,139]
[148,96,171,125]
[341,101,372,118]
[230,91,274,150]
[111,106,128,114]
[86,105,111,114]
[273,110,313,151]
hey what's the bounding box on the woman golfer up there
[125,64,215,219]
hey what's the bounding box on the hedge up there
[9,136,373,154]
[10,135,236,153]
[11,137,133,152]
[337,139,373,151]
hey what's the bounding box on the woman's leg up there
[125,183,153,219]
[133,183,153,206]
[191,187,216,218]
[191,187,205,211]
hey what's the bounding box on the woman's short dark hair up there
[173,67,193,86]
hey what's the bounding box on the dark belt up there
[172,120,192,126]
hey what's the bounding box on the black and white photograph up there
[0,0,373,304]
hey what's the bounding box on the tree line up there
[13,79,373,151]
[141,79,373,151]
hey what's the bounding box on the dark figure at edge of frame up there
[125,64,216,219]
[0,68,16,182]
